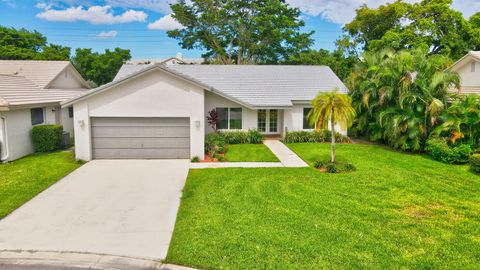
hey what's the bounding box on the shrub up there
[32,125,63,152]
[283,130,351,143]
[425,137,472,164]
[314,160,356,173]
[221,129,264,144]
[191,156,200,162]
[470,154,480,174]
[205,132,226,157]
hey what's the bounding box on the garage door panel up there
[92,137,190,149]
[91,117,189,127]
[91,117,190,159]
[92,126,190,138]
[93,148,190,159]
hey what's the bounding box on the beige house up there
[63,64,348,161]
[449,51,480,94]
[0,61,89,162]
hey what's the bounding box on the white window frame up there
[216,107,243,130]
[30,107,45,126]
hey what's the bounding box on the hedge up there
[470,154,480,174]
[425,137,472,164]
[32,125,63,152]
[283,130,351,143]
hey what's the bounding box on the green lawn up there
[167,143,480,269]
[0,150,81,219]
[225,144,279,162]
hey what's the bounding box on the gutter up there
[0,115,8,162]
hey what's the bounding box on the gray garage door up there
[91,117,190,159]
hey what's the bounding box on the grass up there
[225,144,279,162]
[167,143,480,269]
[0,150,81,219]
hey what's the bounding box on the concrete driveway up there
[0,159,190,260]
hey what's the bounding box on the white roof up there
[113,64,348,107]
[0,60,86,88]
[0,74,86,110]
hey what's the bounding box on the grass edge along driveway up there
[0,150,81,219]
[166,143,480,269]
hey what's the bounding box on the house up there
[126,53,204,66]
[63,64,348,161]
[0,60,90,162]
[448,51,480,94]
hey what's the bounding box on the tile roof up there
[114,64,348,107]
[0,74,86,109]
[0,60,71,88]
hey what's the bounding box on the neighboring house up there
[0,60,90,162]
[448,51,480,94]
[63,64,348,161]
[126,53,204,66]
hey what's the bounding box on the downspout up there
[0,115,9,162]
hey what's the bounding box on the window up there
[303,108,314,129]
[68,106,74,118]
[31,108,44,125]
[471,62,476,72]
[269,109,278,132]
[229,108,242,129]
[215,107,242,129]
[216,108,228,129]
[257,110,266,132]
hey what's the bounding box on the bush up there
[314,160,356,173]
[205,132,226,157]
[32,125,63,152]
[220,129,264,144]
[470,154,480,174]
[425,137,472,164]
[283,130,351,143]
[191,156,200,162]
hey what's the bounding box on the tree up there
[286,49,357,81]
[348,49,460,151]
[308,90,356,163]
[343,0,480,59]
[168,0,314,64]
[0,26,70,60]
[72,48,131,86]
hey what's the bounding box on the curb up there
[0,250,198,270]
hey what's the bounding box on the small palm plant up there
[308,90,356,163]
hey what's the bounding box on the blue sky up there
[0,0,478,59]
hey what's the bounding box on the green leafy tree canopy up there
[168,0,314,64]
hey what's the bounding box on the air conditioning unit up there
[62,131,71,149]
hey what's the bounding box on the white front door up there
[257,109,279,134]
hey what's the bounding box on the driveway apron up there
[0,159,190,260]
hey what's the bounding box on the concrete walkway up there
[263,140,309,167]
[0,160,190,260]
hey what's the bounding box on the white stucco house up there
[449,51,480,94]
[0,60,90,162]
[63,64,348,161]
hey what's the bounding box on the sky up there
[0,0,479,59]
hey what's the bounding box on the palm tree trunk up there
[330,115,335,163]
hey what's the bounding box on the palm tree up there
[308,90,356,163]
[348,49,459,151]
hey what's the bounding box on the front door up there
[257,109,279,134]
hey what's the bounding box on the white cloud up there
[96,30,118,38]
[148,14,183,31]
[286,0,480,25]
[105,0,175,14]
[36,5,148,24]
